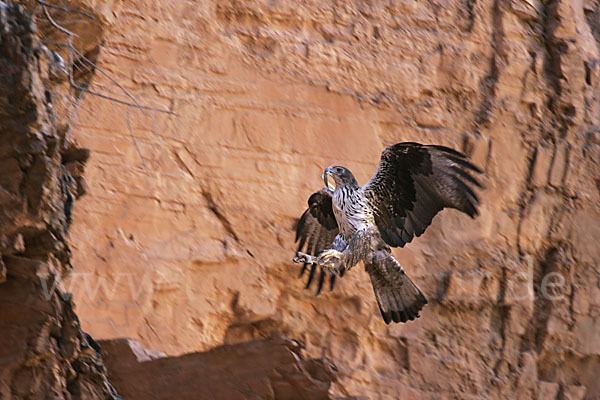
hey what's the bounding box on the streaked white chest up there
[333,188,373,240]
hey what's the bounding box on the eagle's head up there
[323,166,358,190]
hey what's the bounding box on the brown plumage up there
[295,189,340,294]
[293,142,483,324]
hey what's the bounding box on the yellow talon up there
[318,249,342,264]
[295,250,344,276]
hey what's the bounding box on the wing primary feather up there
[445,154,482,173]
[444,174,479,218]
[306,228,317,256]
[400,228,412,244]
[299,263,308,277]
[305,265,317,289]
[427,144,468,158]
[463,201,478,218]
[412,178,443,221]
[447,173,480,204]
[316,270,326,295]
[312,230,324,256]
[427,145,483,173]
[295,212,307,242]
[406,212,424,237]
[329,275,336,291]
[388,228,404,248]
[296,233,308,253]
[403,213,415,237]
[450,165,482,188]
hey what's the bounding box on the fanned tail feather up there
[366,258,428,324]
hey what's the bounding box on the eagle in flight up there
[293,142,482,324]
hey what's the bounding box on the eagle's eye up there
[335,167,343,173]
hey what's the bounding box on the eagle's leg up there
[293,250,344,275]
[316,234,350,275]
[293,234,348,276]
[294,227,371,276]
[317,249,344,275]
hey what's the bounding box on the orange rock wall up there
[69,0,600,398]
[0,3,118,398]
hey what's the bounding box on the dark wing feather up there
[295,188,339,294]
[363,142,482,248]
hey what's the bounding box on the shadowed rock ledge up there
[99,335,342,400]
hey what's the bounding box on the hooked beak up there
[322,167,334,190]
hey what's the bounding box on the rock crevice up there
[0,2,118,398]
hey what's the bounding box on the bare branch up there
[49,18,91,25]
[41,3,79,37]
[151,111,163,144]
[44,40,175,116]
[71,57,86,74]
[35,0,94,19]
[69,80,175,115]
[39,0,178,177]
[64,89,86,141]
[70,46,148,115]
[126,106,150,176]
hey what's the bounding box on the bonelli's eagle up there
[293,142,482,324]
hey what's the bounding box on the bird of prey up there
[293,142,482,324]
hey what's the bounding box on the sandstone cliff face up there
[0,2,118,398]
[66,0,600,398]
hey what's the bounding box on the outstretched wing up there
[295,188,339,294]
[363,142,482,248]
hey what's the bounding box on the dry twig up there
[36,0,176,174]
[41,2,78,37]
[36,0,94,19]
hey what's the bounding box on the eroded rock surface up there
[0,3,118,399]
[65,0,600,398]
